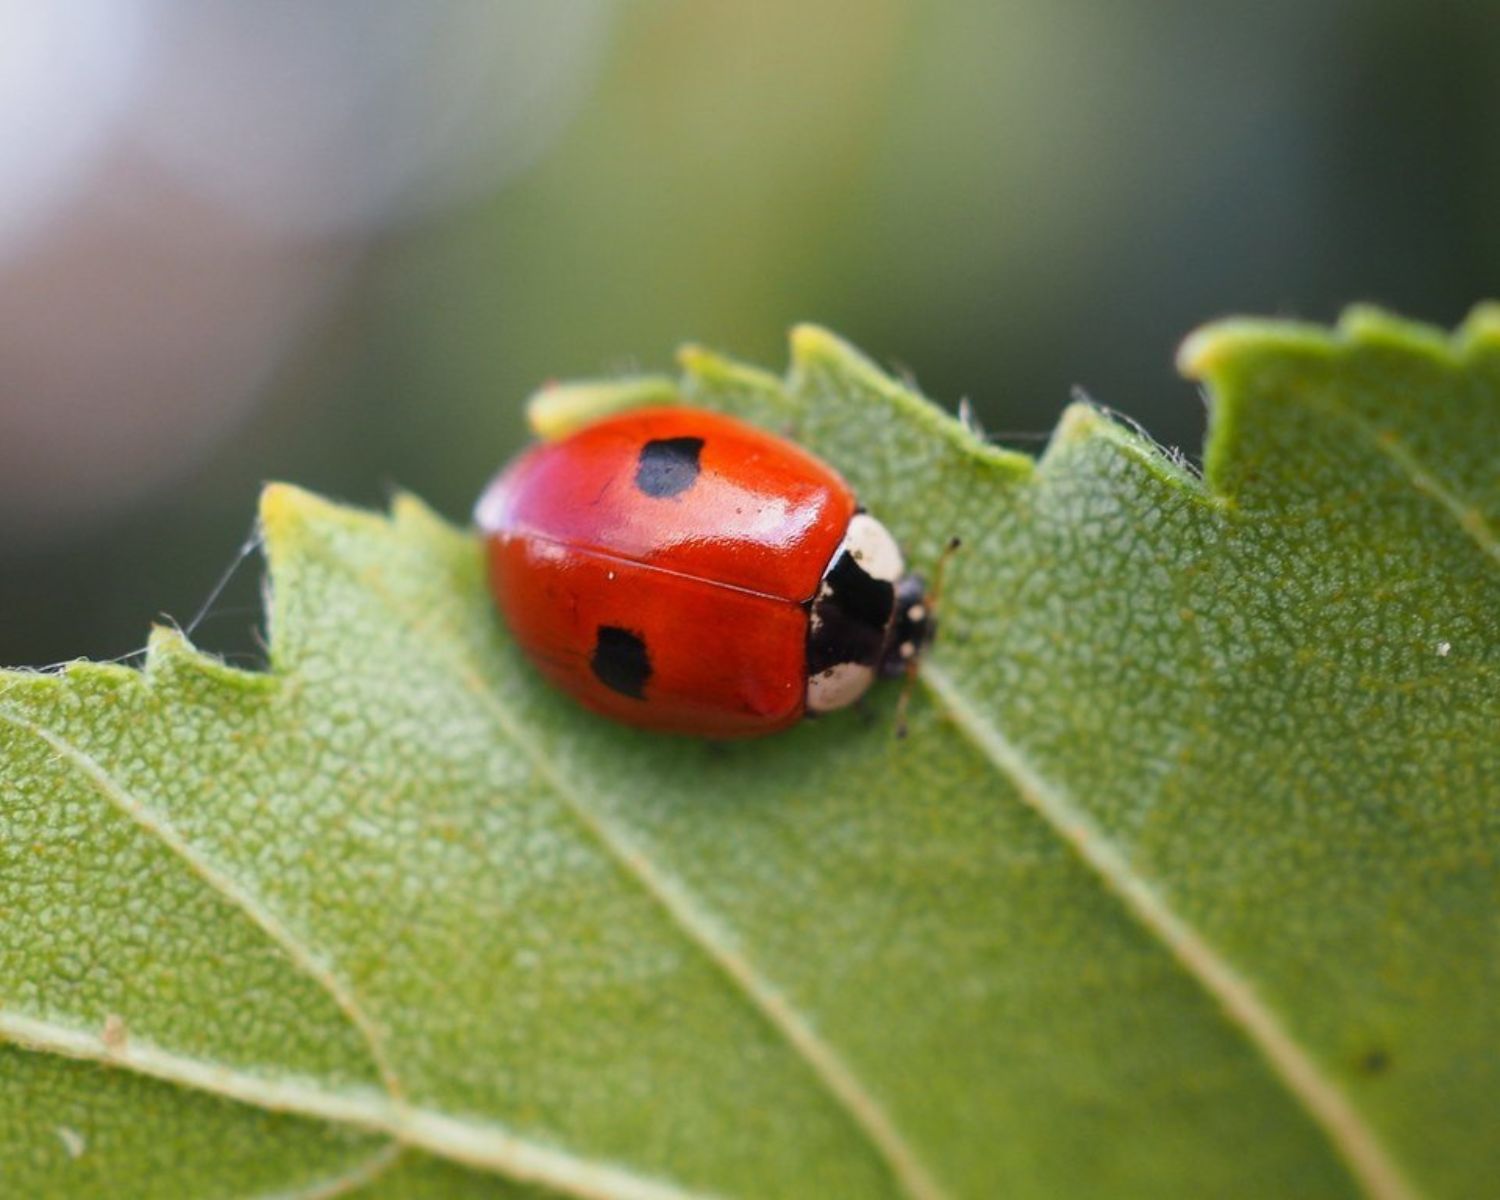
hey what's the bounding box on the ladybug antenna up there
[893,535,962,739]
[894,656,920,739]
[927,535,963,618]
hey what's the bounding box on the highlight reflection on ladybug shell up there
[476,407,858,737]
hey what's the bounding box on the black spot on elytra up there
[807,550,895,674]
[591,626,651,699]
[635,437,704,498]
[826,551,896,629]
[807,616,885,675]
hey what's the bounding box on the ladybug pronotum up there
[475,406,933,737]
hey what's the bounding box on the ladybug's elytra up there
[475,406,933,737]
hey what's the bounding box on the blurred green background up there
[2,0,1496,669]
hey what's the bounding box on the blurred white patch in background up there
[0,0,144,257]
[0,0,611,544]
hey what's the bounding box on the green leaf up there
[3,306,1497,1199]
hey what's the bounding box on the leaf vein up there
[251,1142,403,1200]
[1311,397,1500,568]
[335,545,952,1200]
[0,1011,716,1200]
[0,705,406,1105]
[918,661,1423,1200]
[469,677,950,1200]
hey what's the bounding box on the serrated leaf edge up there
[786,324,1035,479]
[1180,305,1500,565]
[1178,303,1500,381]
[765,320,1438,1200]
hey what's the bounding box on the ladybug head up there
[880,572,934,680]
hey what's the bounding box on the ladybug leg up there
[893,656,921,739]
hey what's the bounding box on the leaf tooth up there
[789,323,1032,478]
[525,375,679,441]
[1176,317,1336,382]
[1456,302,1500,357]
[390,491,460,545]
[144,625,193,674]
[260,482,380,558]
[677,343,787,401]
[1038,401,1212,504]
[1041,400,1110,458]
[259,482,394,635]
[258,480,319,543]
[142,625,273,693]
[269,481,399,537]
[1182,305,1496,386]
[788,323,898,400]
[1336,305,1454,363]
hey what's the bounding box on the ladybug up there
[475,406,933,737]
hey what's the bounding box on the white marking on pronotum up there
[921,661,1421,1200]
[840,514,905,583]
[807,661,877,714]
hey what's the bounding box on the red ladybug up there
[475,406,932,737]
